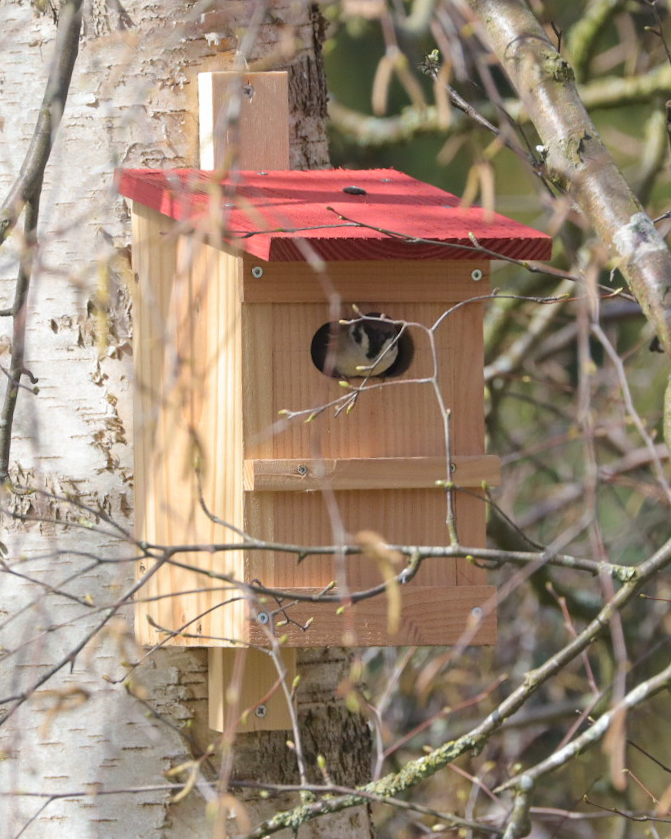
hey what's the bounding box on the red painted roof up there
[116,168,552,262]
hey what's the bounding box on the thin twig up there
[0,0,83,246]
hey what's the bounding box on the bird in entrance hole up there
[311,312,411,379]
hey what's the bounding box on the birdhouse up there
[118,164,551,728]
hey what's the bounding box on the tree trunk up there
[0,3,372,837]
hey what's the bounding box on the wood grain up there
[246,585,497,647]
[241,299,485,460]
[240,257,491,303]
[132,209,246,647]
[199,71,295,733]
[243,455,501,491]
[454,490,489,587]
[245,488,470,591]
[198,71,290,170]
[208,647,295,733]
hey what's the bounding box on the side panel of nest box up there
[131,204,247,647]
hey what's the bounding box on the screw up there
[471,268,483,282]
[450,462,456,473]
[471,606,483,620]
[296,464,308,476]
[256,612,269,625]
[251,266,264,279]
[255,704,267,718]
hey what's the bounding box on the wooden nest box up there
[118,162,551,727]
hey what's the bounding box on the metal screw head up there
[255,704,267,718]
[471,268,483,282]
[256,611,270,625]
[251,266,264,279]
[296,464,308,476]
[450,462,456,473]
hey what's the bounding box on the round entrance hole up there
[310,312,414,379]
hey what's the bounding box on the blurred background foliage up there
[322,2,671,835]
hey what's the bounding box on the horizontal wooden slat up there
[248,585,497,647]
[240,256,491,302]
[243,455,501,491]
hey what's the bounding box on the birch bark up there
[0,3,371,837]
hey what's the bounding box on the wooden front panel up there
[242,299,486,460]
[242,288,491,600]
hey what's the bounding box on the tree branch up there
[0,0,83,246]
[466,0,671,358]
[0,188,41,481]
[328,63,671,147]
[0,0,83,481]
[236,533,671,838]
[497,654,671,793]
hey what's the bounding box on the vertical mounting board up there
[198,71,290,170]
[199,70,295,733]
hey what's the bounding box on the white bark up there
[0,3,368,837]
